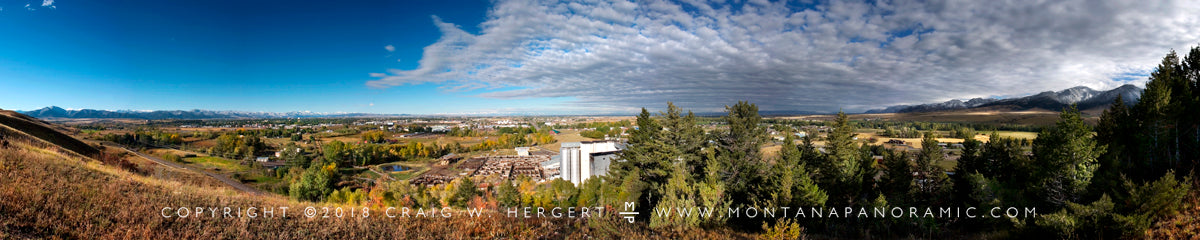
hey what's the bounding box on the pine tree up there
[913,131,950,205]
[1134,51,1180,177]
[650,162,700,229]
[496,178,520,207]
[824,110,864,204]
[953,138,983,205]
[695,141,729,227]
[1092,96,1134,197]
[659,102,705,180]
[880,150,913,204]
[611,108,673,220]
[1184,46,1200,176]
[770,135,827,208]
[718,101,769,208]
[799,129,823,180]
[1033,106,1105,207]
[451,177,481,208]
[770,135,799,207]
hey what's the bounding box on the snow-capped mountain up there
[866,84,1143,113]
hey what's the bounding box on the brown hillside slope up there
[0,121,747,239]
[0,109,99,157]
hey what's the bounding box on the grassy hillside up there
[0,111,747,239]
[0,110,98,157]
[0,139,753,239]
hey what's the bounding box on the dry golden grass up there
[0,139,752,239]
[855,131,973,149]
[993,131,1039,140]
[1147,188,1200,239]
[540,129,600,152]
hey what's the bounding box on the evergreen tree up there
[496,178,520,207]
[611,108,673,220]
[718,101,770,208]
[799,129,824,180]
[576,177,603,207]
[1133,51,1181,177]
[451,177,481,208]
[650,161,701,229]
[957,138,983,175]
[824,110,864,204]
[913,131,950,205]
[880,150,913,204]
[953,138,983,205]
[695,141,730,227]
[770,135,827,208]
[1032,106,1105,207]
[979,131,1028,181]
[1093,96,1134,197]
[770,135,798,207]
[659,102,706,180]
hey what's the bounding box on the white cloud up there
[41,0,53,7]
[368,0,1200,113]
[384,45,395,52]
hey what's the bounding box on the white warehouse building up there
[559,140,621,186]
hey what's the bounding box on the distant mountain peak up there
[865,84,1142,113]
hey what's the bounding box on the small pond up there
[385,165,410,172]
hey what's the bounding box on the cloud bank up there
[368,0,1200,113]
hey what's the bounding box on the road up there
[111,144,266,196]
[354,165,394,182]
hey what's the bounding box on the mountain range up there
[865,84,1143,113]
[12,84,1145,119]
[15,106,407,120]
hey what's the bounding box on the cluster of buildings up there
[418,140,624,187]
[470,155,551,181]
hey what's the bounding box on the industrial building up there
[557,140,622,186]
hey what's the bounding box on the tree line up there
[586,46,1200,238]
[273,45,1200,238]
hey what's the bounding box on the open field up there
[539,129,600,152]
[994,131,1039,140]
[936,159,958,171]
[179,156,248,172]
[855,131,980,149]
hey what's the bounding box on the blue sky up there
[0,0,567,114]
[2,0,1196,114]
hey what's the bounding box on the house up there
[255,157,269,162]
